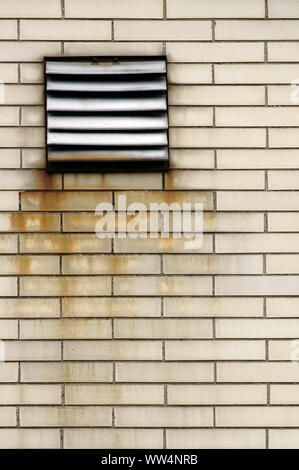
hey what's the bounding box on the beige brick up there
[0,20,17,39]
[113,275,212,296]
[64,173,162,190]
[0,107,19,126]
[64,41,163,57]
[22,149,46,168]
[269,430,299,449]
[268,340,296,360]
[114,319,212,339]
[217,362,299,382]
[116,362,214,383]
[20,64,43,84]
[64,429,163,449]
[5,85,43,105]
[0,234,18,253]
[20,20,111,40]
[216,233,299,253]
[62,297,161,318]
[65,384,164,405]
[0,150,20,169]
[269,42,299,61]
[64,340,162,361]
[169,64,212,84]
[169,85,265,105]
[217,191,299,211]
[166,340,265,360]
[0,0,61,17]
[268,213,299,232]
[167,0,265,18]
[216,407,299,427]
[170,128,266,148]
[271,129,299,147]
[116,406,213,428]
[167,42,264,63]
[21,362,112,383]
[216,319,299,338]
[267,298,299,318]
[168,385,266,405]
[0,42,61,62]
[115,20,211,40]
[20,319,112,339]
[216,276,299,296]
[271,385,299,404]
[167,429,265,449]
[216,20,299,39]
[0,320,18,338]
[215,64,299,84]
[0,64,18,83]
[268,85,296,106]
[115,238,207,257]
[21,191,112,211]
[0,363,18,382]
[217,149,299,169]
[0,213,60,232]
[0,429,60,449]
[0,170,61,190]
[165,170,264,190]
[20,276,111,297]
[269,0,299,18]
[0,255,59,275]
[20,234,111,254]
[164,254,262,274]
[217,107,299,127]
[164,297,263,317]
[0,128,43,147]
[0,279,17,298]
[0,298,60,318]
[63,212,150,233]
[267,255,299,274]
[62,255,160,275]
[0,385,61,404]
[169,106,213,127]
[269,170,299,190]
[0,407,16,427]
[205,212,264,232]
[170,149,214,169]
[65,0,163,18]
[21,106,44,126]
[5,341,60,361]
[116,190,213,209]
[0,193,19,211]
[20,406,112,428]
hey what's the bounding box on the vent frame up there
[44,55,169,172]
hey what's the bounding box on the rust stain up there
[204,211,216,232]
[32,170,62,191]
[16,256,32,275]
[9,212,56,232]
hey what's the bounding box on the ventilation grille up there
[45,56,169,172]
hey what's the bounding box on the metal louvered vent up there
[45,56,169,172]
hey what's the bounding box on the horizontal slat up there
[47,76,167,92]
[46,60,166,75]
[47,94,167,112]
[48,148,168,162]
[48,113,168,131]
[48,131,168,146]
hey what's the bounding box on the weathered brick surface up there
[0,0,298,450]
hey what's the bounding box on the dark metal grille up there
[45,56,169,172]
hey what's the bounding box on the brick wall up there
[0,0,299,449]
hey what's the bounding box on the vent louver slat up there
[45,56,169,172]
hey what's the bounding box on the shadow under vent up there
[45,56,169,172]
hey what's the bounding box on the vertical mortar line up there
[265,0,268,19]
[111,20,114,42]
[61,0,65,18]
